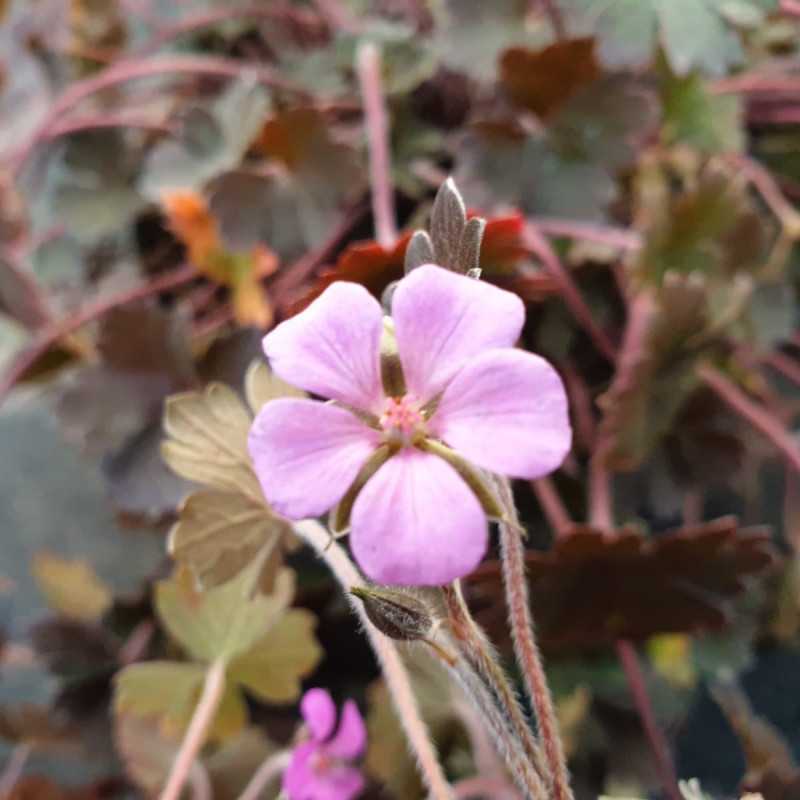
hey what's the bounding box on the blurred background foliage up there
[0,0,800,798]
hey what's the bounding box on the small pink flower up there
[283,688,366,800]
[249,264,571,585]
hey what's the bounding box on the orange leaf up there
[499,39,599,119]
[161,190,222,268]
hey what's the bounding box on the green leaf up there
[244,360,305,414]
[31,551,112,622]
[162,383,261,500]
[457,77,656,222]
[434,0,539,80]
[155,562,295,664]
[114,661,246,742]
[661,70,744,154]
[228,609,323,703]
[633,160,768,285]
[140,77,270,198]
[560,0,777,76]
[162,366,301,588]
[167,488,293,590]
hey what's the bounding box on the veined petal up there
[429,348,571,479]
[248,398,380,519]
[326,700,366,760]
[392,264,524,402]
[301,688,336,742]
[263,282,384,413]
[350,449,488,586]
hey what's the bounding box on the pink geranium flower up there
[249,264,571,585]
[283,688,366,800]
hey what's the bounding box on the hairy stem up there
[160,659,226,800]
[293,520,453,800]
[442,583,549,800]
[356,43,398,249]
[453,775,519,799]
[615,640,681,800]
[495,478,573,800]
[237,750,292,800]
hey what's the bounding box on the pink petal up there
[429,348,571,479]
[392,264,524,402]
[350,449,488,586]
[248,398,380,519]
[282,741,365,800]
[263,282,385,413]
[301,688,337,742]
[282,742,317,799]
[316,765,365,800]
[326,700,366,760]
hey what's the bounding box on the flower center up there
[311,749,333,775]
[380,396,425,443]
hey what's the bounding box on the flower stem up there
[160,658,227,800]
[495,478,574,800]
[293,520,453,800]
[236,750,292,800]
[615,640,681,800]
[441,584,549,800]
[356,42,398,249]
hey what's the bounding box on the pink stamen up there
[380,396,424,439]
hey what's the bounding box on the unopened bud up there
[350,586,435,641]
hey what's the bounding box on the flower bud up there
[350,586,435,642]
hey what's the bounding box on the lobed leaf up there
[31,552,112,622]
[469,517,776,652]
[154,562,295,665]
[114,661,246,743]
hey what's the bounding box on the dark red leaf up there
[467,517,776,653]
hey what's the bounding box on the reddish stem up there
[135,3,322,55]
[10,56,306,177]
[47,113,172,140]
[524,221,616,362]
[531,217,642,252]
[531,477,572,538]
[0,265,197,406]
[496,479,574,800]
[713,73,800,95]
[588,454,613,531]
[615,640,681,800]
[271,199,370,312]
[538,0,567,40]
[559,360,596,452]
[698,363,800,474]
[728,154,800,233]
[356,43,398,250]
[764,350,800,387]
